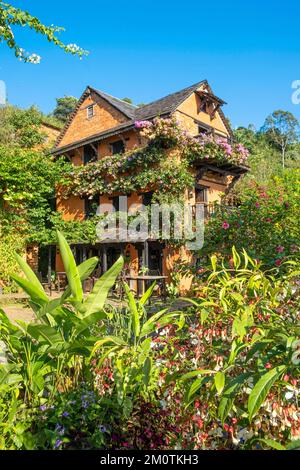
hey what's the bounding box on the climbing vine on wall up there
[61,117,249,203]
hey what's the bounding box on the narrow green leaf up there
[83,256,124,317]
[143,357,152,386]
[10,274,48,306]
[61,256,99,302]
[139,282,156,307]
[181,369,216,381]
[218,373,251,423]
[214,371,225,394]
[56,230,83,302]
[14,253,46,294]
[187,377,204,400]
[248,365,286,422]
[258,438,286,450]
[124,283,140,338]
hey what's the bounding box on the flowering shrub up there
[0,235,298,450]
[203,170,300,269]
[139,117,249,165]
[97,250,300,450]
[62,117,249,201]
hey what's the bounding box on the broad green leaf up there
[214,371,225,394]
[91,336,127,357]
[218,373,251,423]
[258,438,286,450]
[10,274,48,306]
[56,230,83,302]
[27,324,63,346]
[61,256,99,302]
[248,365,286,422]
[200,310,209,324]
[14,253,46,295]
[286,439,300,450]
[83,256,124,317]
[73,310,107,337]
[232,317,246,340]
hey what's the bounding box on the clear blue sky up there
[1,0,300,128]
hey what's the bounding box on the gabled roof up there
[134,80,206,120]
[54,80,232,152]
[90,87,137,119]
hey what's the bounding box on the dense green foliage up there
[0,106,71,290]
[52,96,79,123]
[0,236,299,449]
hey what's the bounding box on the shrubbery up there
[0,234,298,450]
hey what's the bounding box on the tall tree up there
[52,96,79,123]
[0,2,88,63]
[261,110,299,169]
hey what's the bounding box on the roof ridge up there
[137,80,206,111]
[90,86,138,109]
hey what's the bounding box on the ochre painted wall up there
[58,92,129,148]
[175,84,229,137]
[56,193,86,221]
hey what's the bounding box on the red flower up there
[222,221,230,230]
[265,362,272,369]
[275,259,281,266]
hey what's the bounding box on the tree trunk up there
[282,146,285,169]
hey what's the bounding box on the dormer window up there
[87,105,95,119]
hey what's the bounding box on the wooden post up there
[144,240,149,269]
[102,246,107,273]
[48,245,52,296]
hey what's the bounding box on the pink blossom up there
[134,120,152,129]
[276,245,284,253]
[222,221,230,230]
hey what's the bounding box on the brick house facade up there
[51,80,247,293]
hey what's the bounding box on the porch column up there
[47,245,52,285]
[82,246,87,262]
[143,240,149,269]
[102,246,107,273]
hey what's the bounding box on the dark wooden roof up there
[90,87,137,119]
[53,80,232,154]
[134,80,206,120]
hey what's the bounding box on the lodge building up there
[50,80,247,292]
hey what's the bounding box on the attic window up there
[87,105,95,119]
[198,124,210,135]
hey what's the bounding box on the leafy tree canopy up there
[52,96,79,123]
[260,110,299,168]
